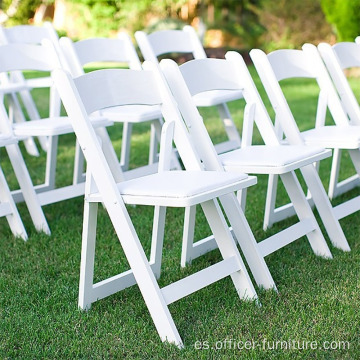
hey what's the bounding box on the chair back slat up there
[268,49,316,81]
[332,42,360,69]
[0,42,60,73]
[73,69,162,115]
[179,58,241,96]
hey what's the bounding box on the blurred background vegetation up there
[0,0,359,51]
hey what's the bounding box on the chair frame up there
[250,44,360,230]
[59,33,175,176]
[52,65,267,347]
[318,41,360,197]
[135,25,243,155]
[159,51,350,267]
[0,22,64,155]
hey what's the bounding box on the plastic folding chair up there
[251,44,360,227]
[59,34,180,176]
[0,99,50,237]
[0,22,64,155]
[0,42,112,213]
[135,25,243,154]
[318,41,360,197]
[160,51,350,267]
[52,65,262,347]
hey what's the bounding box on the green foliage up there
[258,0,331,51]
[1,0,43,25]
[321,0,360,41]
[204,0,265,49]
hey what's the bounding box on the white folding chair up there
[250,44,360,228]
[318,41,360,197]
[0,103,50,237]
[135,25,243,154]
[0,22,64,154]
[52,65,261,347]
[59,34,180,176]
[160,51,350,267]
[0,42,112,213]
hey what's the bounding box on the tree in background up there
[0,0,43,25]
[256,0,332,50]
[321,0,360,41]
[0,0,342,50]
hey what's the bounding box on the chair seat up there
[88,170,256,207]
[100,105,162,123]
[193,89,243,107]
[220,145,331,174]
[13,116,113,137]
[301,125,360,149]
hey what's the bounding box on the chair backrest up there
[159,52,303,149]
[250,44,350,137]
[0,42,60,73]
[0,41,62,120]
[318,42,360,125]
[135,25,207,63]
[59,33,142,77]
[0,22,65,67]
[54,63,204,173]
[0,22,58,44]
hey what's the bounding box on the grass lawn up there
[0,66,359,359]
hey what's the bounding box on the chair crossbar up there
[267,195,315,226]
[331,175,360,198]
[333,196,360,220]
[161,256,240,305]
[11,183,86,205]
[258,218,317,257]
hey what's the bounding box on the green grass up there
[0,66,359,359]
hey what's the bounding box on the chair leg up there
[219,193,277,290]
[149,121,159,165]
[44,135,59,190]
[19,88,49,151]
[328,148,342,200]
[7,92,40,156]
[181,205,196,267]
[78,200,98,310]
[217,103,242,148]
[5,143,50,235]
[120,122,133,171]
[301,164,350,251]
[201,199,258,300]
[264,174,279,230]
[73,140,86,184]
[150,205,167,278]
[151,118,182,170]
[280,171,333,258]
[236,188,247,212]
[0,165,28,240]
[108,200,183,347]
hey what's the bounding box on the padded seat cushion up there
[193,89,243,107]
[114,170,254,207]
[220,145,331,174]
[100,105,162,123]
[13,116,113,137]
[301,125,360,149]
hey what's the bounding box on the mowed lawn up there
[0,66,359,359]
